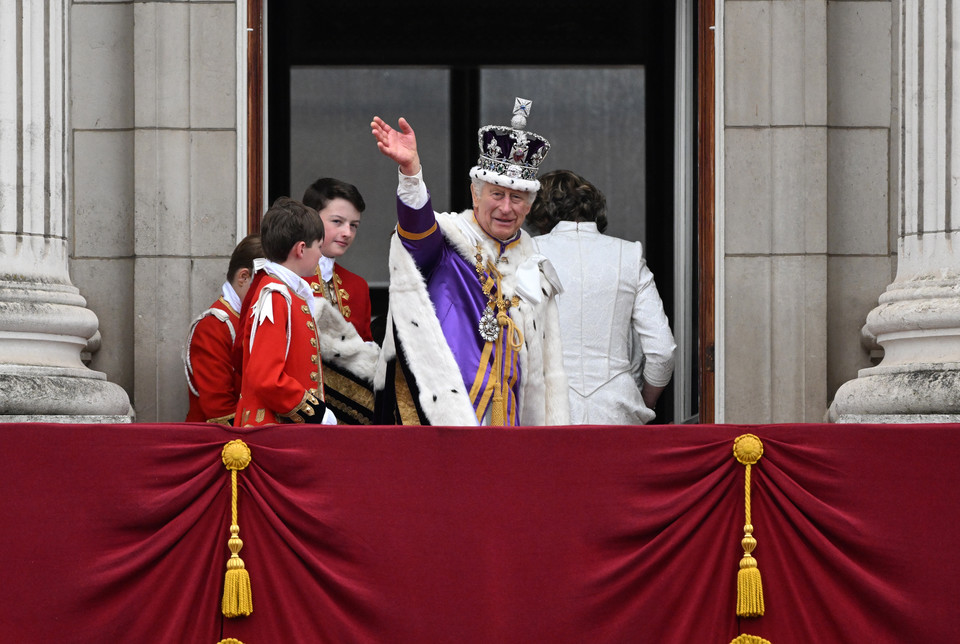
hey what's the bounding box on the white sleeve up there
[632,243,676,388]
[397,167,429,209]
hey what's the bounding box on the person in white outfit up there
[531,170,676,424]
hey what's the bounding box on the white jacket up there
[535,221,675,424]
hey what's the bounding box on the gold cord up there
[475,246,524,425]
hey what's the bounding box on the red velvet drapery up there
[1,423,958,643]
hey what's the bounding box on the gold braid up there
[475,246,523,424]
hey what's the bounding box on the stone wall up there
[70,0,239,421]
[721,0,895,422]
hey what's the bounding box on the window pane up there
[480,68,646,243]
[289,68,451,286]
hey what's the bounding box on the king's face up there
[472,182,532,241]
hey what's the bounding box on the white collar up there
[318,255,336,282]
[221,281,242,313]
[262,260,317,318]
[551,221,599,233]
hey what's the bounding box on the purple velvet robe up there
[397,195,522,424]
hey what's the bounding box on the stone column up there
[0,1,130,421]
[831,0,960,422]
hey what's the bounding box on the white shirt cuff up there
[398,167,429,210]
[321,406,338,425]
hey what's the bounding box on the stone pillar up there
[831,0,960,422]
[0,1,130,421]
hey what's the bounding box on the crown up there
[470,97,551,192]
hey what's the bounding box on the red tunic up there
[234,275,325,426]
[306,263,373,342]
[184,297,240,424]
[231,270,267,382]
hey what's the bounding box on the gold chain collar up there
[474,245,521,347]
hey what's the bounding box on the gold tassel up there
[490,318,506,426]
[485,264,523,426]
[733,434,765,617]
[217,639,245,644]
[490,391,505,425]
[729,635,772,644]
[221,440,253,618]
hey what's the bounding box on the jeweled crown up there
[470,97,551,192]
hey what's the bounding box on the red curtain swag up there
[1,423,958,643]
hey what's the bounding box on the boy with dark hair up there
[235,197,336,426]
[302,177,373,342]
[184,233,263,424]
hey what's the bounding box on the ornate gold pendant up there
[479,308,499,342]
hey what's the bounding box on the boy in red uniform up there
[235,197,336,426]
[302,177,381,424]
[302,177,373,341]
[184,234,262,424]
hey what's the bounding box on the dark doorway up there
[266,0,683,422]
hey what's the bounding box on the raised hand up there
[371,116,421,176]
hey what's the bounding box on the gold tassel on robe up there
[221,439,253,618]
[489,304,523,425]
[733,433,765,617]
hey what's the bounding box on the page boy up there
[184,234,262,424]
[302,176,373,342]
[235,197,336,426]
